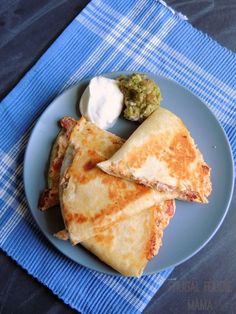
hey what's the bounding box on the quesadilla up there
[59,117,175,244]
[98,107,212,203]
[39,117,77,210]
[55,199,175,277]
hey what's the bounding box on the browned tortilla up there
[59,117,175,244]
[39,117,76,210]
[55,200,175,277]
[98,107,212,203]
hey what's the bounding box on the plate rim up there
[23,71,235,276]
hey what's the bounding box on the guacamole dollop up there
[117,74,161,122]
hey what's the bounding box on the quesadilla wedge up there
[39,117,77,210]
[55,199,175,277]
[98,107,212,203]
[59,117,176,244]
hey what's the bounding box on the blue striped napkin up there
[0,0,235,313]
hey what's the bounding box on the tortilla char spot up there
[165,200,175,217]
[94,233,114,245]
[113,129,203,187]
[184,191,198,202]
[39,188,59,210]
[101,177,112,185]
[107,179,128,200]
[86,126,95,135]
[83,160,98,171]
[146,233,159,260]
[164,132,196,179]
[70,150,106,184]
[92,204,116,222]
[52,158,63,171]
[60,117,76,130]
[74,213,88,223]
[93,214,129,234]
[109,136,125,146]
[86,150,109,164]
[65,213,73,225]
[202,164,210,174]
[123,136,164,169]
[108,188,117,199]
[72,167,106,184]
[92,184,150,222]
[72,173,87,184]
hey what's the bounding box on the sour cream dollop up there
[79,76,123,129]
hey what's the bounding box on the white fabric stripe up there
[157,40,236,98]
[139,46,235,120]
[0,177,27,220]
[0,152,15,176]
[0,128,30,173]
[1,210,36,247]
[83,0,161,44]
[123,17,176,70]
[101,275,144,308]
[156,41,236,111]
[0,139,30,220]
[0,156,22,189]
[60,0,146,91]
[0,203,27,245]
[93,272,147,309]
[116,271,163,297]
[0,128,35,238]
[80,0,134,25]
[77,14,171,75]
[81,6,165,75]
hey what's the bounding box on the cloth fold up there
[0,0,235,313]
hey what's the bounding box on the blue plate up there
[24,72,234,276]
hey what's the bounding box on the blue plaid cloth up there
[0,0,235,313]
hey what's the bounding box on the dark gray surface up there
[0,1,235,313]
[0,0,89,100]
